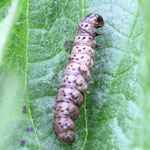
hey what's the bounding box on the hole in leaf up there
[64,41,74,54]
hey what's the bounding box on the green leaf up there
[0,0,145,150]
[140,0,150,150]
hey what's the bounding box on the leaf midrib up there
[25,0,42,149]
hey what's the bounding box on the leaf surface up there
[0,0,144,150]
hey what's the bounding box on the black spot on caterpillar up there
[54,14,104,146]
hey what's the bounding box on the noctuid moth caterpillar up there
[54,14,104,146]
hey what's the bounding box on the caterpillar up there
[54,14,104,146]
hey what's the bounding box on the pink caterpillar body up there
[54,14,104,146]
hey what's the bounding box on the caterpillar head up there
[84,14,104,28]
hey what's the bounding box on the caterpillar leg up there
[87,90,91,94]
[81,104,86,108]
[95,33,103,36]
[89,80,94,84]
[96,44,103,48]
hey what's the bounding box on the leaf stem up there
[25,0,41,149]
[81,1,88,150]
[81,94,88,150]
